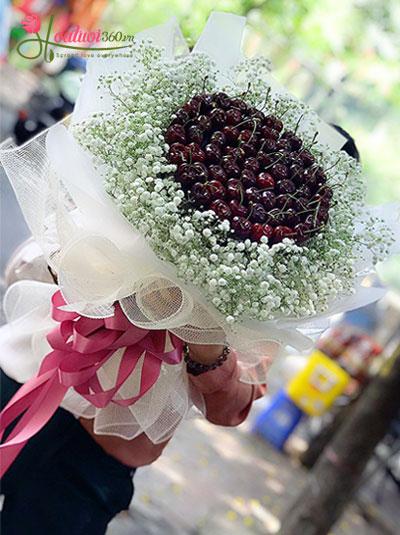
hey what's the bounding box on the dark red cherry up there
[318,185,333,201]
[266,209,286,226]
[241,142,257,157]
[299,150,315,167]
[261,191,276,210]
[229,147,245,162]
[208,165,227,182]
[262,139,278,153]
[263,115,283,132]
[294,223,312,244]
[250,109,265,122]
[169,142,186,152]
[249,202,267,223]
[284,208,300,226]
[241,169,257,188]
[263,224,274,240]
[260,126,280,140]
[289,135,302,151]
[209,108,226,127]
[226,109,242,125]
[204,144,222,164]
[231,216,252,239]
[207,180,226,200]
[172,109,191,125]
[251,223,265,242]
[210,199,231,220]
[257,152,275,168]
[166,124,186,144]
[168,143,188,164]
[187,125,204,144]
[290,164,303,183]
[276,194,293,209]
[226,179,243,200]
[238,129,253,143]
[257,172,275,190]
[182,101,197,115]
[245,187,262,204]
[276,139,292,152]
[273,226,295,243]
[271,163,290,181]
[251,223,274,242]
[191,182,211,206]
[293,197,310,212]
[281,130,294,139]
[276,179,295,194]
[191,162,209,182]
[223,126,240,143]
[223,160,240,177]
[229,200,248,217]
[243,157,260,174]
[231,98,248,112]
[177,163,191,177]
[187,145,205,163]
[316,207,329,225]
[215,92,231,108]
[197,115,212,131]
[210,131,226,147]
[298,184,312,198]
[177,172,195,189]
[314,167,327,183]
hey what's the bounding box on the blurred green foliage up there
[104,0,400,286]
[104,0,399,199]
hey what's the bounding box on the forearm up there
[79,417,170,467]
[188,348,266,426]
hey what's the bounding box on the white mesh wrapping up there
[1,13,399,443]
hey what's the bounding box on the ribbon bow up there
[0,291,183,476]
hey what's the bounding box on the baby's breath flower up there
[73,41,394,324]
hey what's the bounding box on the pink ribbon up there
[0,291,183,477]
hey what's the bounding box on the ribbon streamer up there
[0,291,183,477]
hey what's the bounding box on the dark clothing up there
[0,371,135,535]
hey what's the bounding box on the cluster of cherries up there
[165,92,333,244]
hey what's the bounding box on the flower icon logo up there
[21,13,41,34]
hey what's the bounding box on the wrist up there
[186,343,225,365]
[184,344,230,376]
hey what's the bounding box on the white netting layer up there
[1,12,399,443]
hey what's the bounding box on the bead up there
[184,344,231,375]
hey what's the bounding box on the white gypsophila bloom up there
[73,41,394,324]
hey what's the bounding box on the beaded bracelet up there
[184,344,230,376]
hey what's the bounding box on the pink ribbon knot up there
[0,291,183,477]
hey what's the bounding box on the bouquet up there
[0,12,398,475]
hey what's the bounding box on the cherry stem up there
[294,113,305,135]
[249,119,259,144]
[263,151,286,170]
[235,117,259,130]
[239,82,252,99]
[246,204,254,221]
[304,223,327,235]
[323,157,342,173]
[259,88,272,112]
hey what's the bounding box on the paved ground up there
[106,406,398,535]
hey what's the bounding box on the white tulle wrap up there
[1,12,399,443]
